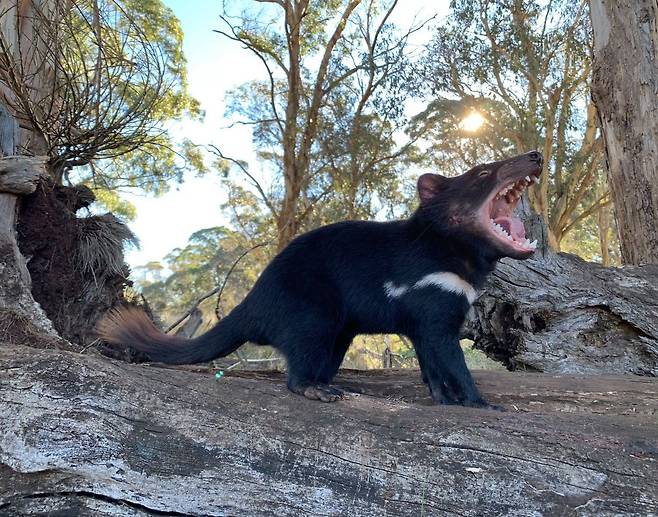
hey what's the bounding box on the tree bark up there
[0,156,48,193]
[590,0,658,265]
[466,251,658,375]
[0,106,62,346]
[1,344,657,516]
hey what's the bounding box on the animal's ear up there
[417,173,449,204]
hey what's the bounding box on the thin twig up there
[214,242,270,321]
[164,241,270,334]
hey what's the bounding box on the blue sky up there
[124,0,260,267]
[124,0,445,269]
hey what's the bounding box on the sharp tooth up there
[529,239,537,249]
[525,176,530,182]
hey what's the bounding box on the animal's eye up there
[478,170,490,177]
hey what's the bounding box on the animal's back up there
[254,219,407,296]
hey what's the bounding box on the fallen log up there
[468,252,658,376]
[464,199,658,376]
[1,344,657,516]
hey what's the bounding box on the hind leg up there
[315,331,368,396]
[317,331,354,384]
[287,359,346,402]
[282,327,346,403]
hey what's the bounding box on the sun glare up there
[460,111,486,132]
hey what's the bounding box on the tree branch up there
[207,144,279,218]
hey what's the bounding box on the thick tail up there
[96,306,245,364]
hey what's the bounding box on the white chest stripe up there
[384,272,477,304]
[384,281,409,298]
[414,272,478,304]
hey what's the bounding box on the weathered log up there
[1,344,657,516]
[0,156,48,195]
[468,252,658,375]
[467,197,658,376]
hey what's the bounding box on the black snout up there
[526,150,543,165]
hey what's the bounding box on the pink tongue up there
[495,216,526,239]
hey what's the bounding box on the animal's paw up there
[301,384,345,403]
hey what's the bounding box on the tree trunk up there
[598,202,611,266]
[590,0,658,265]
[1,344,657,516]
[277,186,301,251]
[0,105,63,347]
[275,1,361,251]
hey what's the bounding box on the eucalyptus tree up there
[217,0,430,249]
[590,0,658,265]
[412,0,608,252]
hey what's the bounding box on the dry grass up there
[77,213,138,278]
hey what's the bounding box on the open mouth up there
[484,171,541,252]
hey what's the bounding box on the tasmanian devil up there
[98,151,543,408]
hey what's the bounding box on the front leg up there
[413,331,493,408]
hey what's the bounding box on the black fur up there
[99,151,543,407]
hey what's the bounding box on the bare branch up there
[163,241,270,334]
[562,192,612,236]
[0,0,183,179]
[213,242,269,321]
[207,144,279,218]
